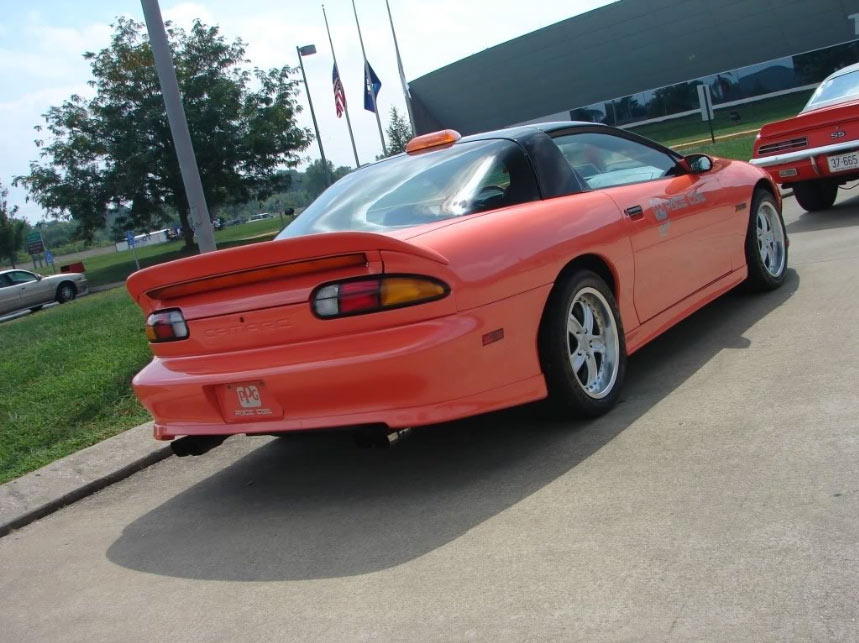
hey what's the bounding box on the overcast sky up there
[0,0,616,222]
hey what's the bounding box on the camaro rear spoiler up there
[125,231,448,304]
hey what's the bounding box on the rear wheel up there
[539,270,626,418]
[56,283,76,304]
[793,180,837,212]
[745,189,787,291]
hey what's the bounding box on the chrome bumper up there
[750,140,859,167]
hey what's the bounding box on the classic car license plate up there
[215,381,283,423]
[827,151,859,173]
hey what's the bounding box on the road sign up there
[44,249,54,265]
[126,231,141,271]
[26,231,44,255]
[697,84,715,121]
[697,84,716,144]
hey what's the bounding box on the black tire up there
[539,270,627,418]
[29,306,43,313]
[793,180,837,212]
[56,282,76,304]
[745,189,788,292]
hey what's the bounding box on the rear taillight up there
[145,309,189,342]
[313,276,449,318]
[757,137,808,155]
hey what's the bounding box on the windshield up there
[803,69,859,111]
[277,139,539,238]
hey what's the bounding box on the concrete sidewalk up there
[0,422,171,537]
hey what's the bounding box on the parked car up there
[248,212,273,222]
[127,122,787,451]
[751,62,859,211]
[0,269,88,316]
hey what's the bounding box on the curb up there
[0,422,172,538]
[89,281,126,294]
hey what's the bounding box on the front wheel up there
[745,189,788,291]
[539,270,627,418]
[56,283,76,304]
[793,180,837,212]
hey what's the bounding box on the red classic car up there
[752,62,859,211]
[128,123,787,455]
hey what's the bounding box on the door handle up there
[624,205,644,219]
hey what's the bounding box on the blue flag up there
[363,62,382,112]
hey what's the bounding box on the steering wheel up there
[477,185,505,199]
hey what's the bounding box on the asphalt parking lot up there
[1,191,858,642]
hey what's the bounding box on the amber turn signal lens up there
[405,129,461,154]
[381,277,447,307]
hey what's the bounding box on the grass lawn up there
[0,216,295,483]
[628,91,812,148]
[65,216,288,288]
[0,288,151,484]
[681,133,758,162]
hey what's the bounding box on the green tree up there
[384,106,413,156]
[302,160,352,199]
[16,18,310,248]
[0,181,26,268]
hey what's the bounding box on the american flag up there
[332,63,346,118]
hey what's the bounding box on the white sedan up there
[0,269,88,316]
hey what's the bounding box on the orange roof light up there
[405,129,461,154]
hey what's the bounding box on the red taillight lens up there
[338,280,381,314]
[313,276,448,318]
[145,309,189,342]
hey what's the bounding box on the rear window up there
[804,70,859,111]
[277,139,539,238]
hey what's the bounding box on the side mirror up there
[684,153,713,174]
[36,275,43,281]
[284,207,295,216]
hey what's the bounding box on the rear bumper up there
[133,286,551,440]
[751,139,859,184]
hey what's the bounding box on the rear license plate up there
[215,381,283,423]
[827,151,859,173]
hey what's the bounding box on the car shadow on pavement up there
[107,271,799,582]
[786,193,859,234]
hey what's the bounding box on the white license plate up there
[827,151,859,173]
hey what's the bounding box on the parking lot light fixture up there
[297,44,331,188]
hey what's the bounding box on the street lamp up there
[296,44,331,188]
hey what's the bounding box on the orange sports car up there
[751,62,859,212]
[127,123,787,455]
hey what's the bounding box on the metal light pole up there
[297,44,331,188]
[140,0,217,253]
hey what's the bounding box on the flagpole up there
[352,0,388,156]
[322,4,360,167]
[384,0,415,136]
